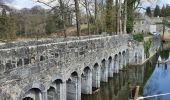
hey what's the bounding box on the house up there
[133,13,166,34]
[133,14,152,34]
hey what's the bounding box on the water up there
[82,43,170,100]
[82,71,129,100]
[143,64,170,100]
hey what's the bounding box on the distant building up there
[133,14,152,34]
[133,13,165,34]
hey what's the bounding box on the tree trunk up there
[74,0,81,37]
[123,0,127,34]
[84,0,90,35]
[106,0,113,35]
[116,0,119,35]
[119,0,122,34]
[59,0,67,38]
[95,0,98,35]
[101,0,105,32]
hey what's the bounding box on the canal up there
[82,43,170,100]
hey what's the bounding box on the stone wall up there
[149,36,161,57]
[128,39,145,64]
[0,34,130,100]
[128,36,161,65]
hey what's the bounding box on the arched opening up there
[47,87,56,100]
[23,97,33,100]
[101,59,108,82]
[108,56,113,77]
[66,71,80,100]
[92,63,100,88]
[114,54,119,73]
[22,88,42,100]
[55,79,63,100]
[81,67,92,94]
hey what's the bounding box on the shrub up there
[144,39,152,58]
[133,33,144,42]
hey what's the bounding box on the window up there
[40,56,45,61]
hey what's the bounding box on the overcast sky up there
[8,0,170,9]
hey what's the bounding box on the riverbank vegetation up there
[144,39,152,58]
[132,33,144,42]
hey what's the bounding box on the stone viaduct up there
[0,34,145,100]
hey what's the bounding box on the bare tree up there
[59,0,67,37]
[123,0,127,34]
[119,0,122,34]
[81,0,91,35]
[37,0,81,37]
[94,0,98,34]
[74,0,81,37]
[116,0,119,34]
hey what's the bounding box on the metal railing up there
[138,93,170,100]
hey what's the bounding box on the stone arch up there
[23,97,33,100]
[66,71,80,100]
[22,88,42,100]
[108,56,114,77]
[92,63,100,88]
[18,83,45,100]
[101,59,108,82]
[81,66,92,94]
[47,86,56,100]
[53,79,64,100]
[114,54,119,73]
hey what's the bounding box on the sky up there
[7,0,170,10]
[8,0,50,9]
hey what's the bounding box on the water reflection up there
[82,47,170,100]
[143,63,170,100]
[82,71,129,100]
[160,50,169,60]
